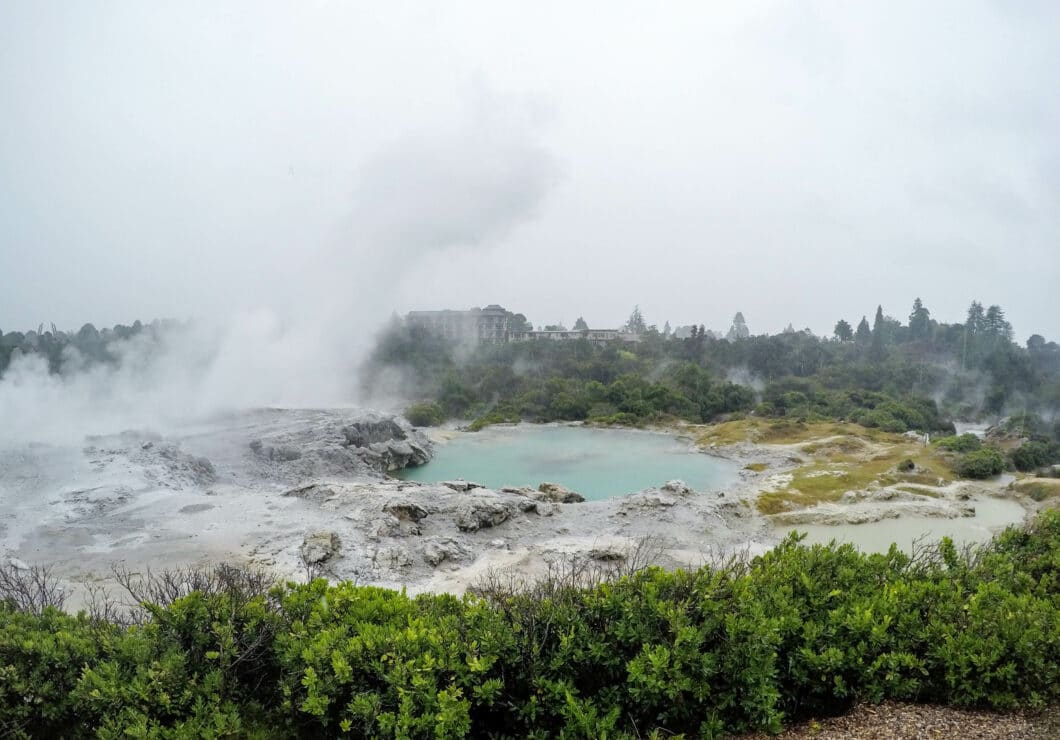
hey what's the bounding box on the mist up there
[0,90,559,444]
[3,1,1060,444]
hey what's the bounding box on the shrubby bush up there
[955,446,1007,479]
[404,402,444,427]
[5,512,1060,737]
[1010,440,1060,472]
[935,433,983,453]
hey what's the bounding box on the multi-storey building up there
[406,306,640,346]
[406,304,512,344]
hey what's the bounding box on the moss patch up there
[744,462,770,472]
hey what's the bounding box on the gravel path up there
[737,702,1060,739]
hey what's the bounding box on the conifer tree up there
[909,298,931,340]
[854,316,871,345]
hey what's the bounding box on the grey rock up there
[536,482,586,503]
[516,499,539,514]
[456,501,515,532]
[385,501,429,522]
[374,545,413,568]
[422,539,466,566]
[300,531,340,564]
[342,416,408,447]
[340,413,433,472]
[368,515,402,539]
[661,480,693,495]
[443,480,485,492]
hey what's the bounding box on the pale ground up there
[0,411,1033,608]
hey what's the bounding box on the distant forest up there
[363,298,1060,461]
[0,319,180,377]
[4,299,1059,459]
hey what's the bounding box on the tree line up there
[365,297,1060,446]
[0,319,182,377]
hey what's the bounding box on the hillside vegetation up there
[364,298,1060,472]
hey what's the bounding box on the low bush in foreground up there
[4,511,1060,738]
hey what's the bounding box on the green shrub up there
[1010,441,1058,472]
[955,447,1006,478]
[6,512,1060,737]
[935,433,983,453]
[0,606,103,736]
[404,402,445,427]
[467,409,520,431]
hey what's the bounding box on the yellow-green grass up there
[1010,478,1060,502]
[743,462,770,472]
[697,419,903,448]
[757,437,955,515]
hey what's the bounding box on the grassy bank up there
[4,511,1060,738]
[696,420,1001,514]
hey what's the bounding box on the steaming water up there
[782,497,1026,554]
[395,425,739,500]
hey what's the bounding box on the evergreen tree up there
[966,301,985,335]
[834,319,853,342]
[662,321,671,337]
[854,316,871,345]
[984,305,1013,340]
[573,316,589,331]
[909,298,931,340]
[870,305,887,354]
[624,306,647,334]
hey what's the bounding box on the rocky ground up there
[0,410,1034,607]
[0,410,778,604]
[1,410,1044,738]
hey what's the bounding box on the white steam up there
[1,94,560,445]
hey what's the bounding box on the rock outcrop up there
[442,480,484,492]
[536,482,586,503]
[385,501,429,523]
[456,501,517,532]
[341,413,433,472]
[300,531,340,565]
[499,484,585,504]
[422,538,468,566]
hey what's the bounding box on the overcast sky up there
[2,1,1058,342]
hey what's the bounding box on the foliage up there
[404,402,445,427]
[1010,440,1059,472]
[954,447,1007,479]
[6,512,1060,737]
[934,433,983,453]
